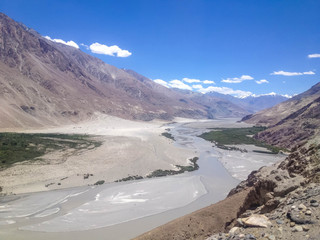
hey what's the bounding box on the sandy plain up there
[0,113,196,195]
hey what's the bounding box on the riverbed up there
[0,119,284,239]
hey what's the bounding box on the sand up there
[0,113,195,194]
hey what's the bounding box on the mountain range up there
[0,12,254,129]
[0,13,291,129]
[207,92,289,113]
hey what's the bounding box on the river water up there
[0,119,274,240]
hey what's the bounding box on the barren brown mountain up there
[0,13,248,129]
[242,82,320,149]
[243,82,320,126]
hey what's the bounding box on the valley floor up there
[0,114,195,195]
[0,115,286,239]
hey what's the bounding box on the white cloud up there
[271,70,315,76]
[153,79,192,90]
[182,78,201,83]
[44,36,79,49]
[199,86,252,98]
[89,42,132,57]
[169,80,193,90]
[203,80,215,84]
[153,79,169,88]
[251,92,292,98]
[308,53,320,58]
[221,75,254,83]
[80,43,89,49]
[256,79,269,84]
[192,84,204,89]
[303,71,316,75]
[282,94,292,98]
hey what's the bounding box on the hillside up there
[243,82,320,149]
[0,13,250,129]
[243,82,320,126]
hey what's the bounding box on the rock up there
[241,214,272,228]
[298,203,307,211]
[239,233,245,239]
[245,234,256,239]
[302,225,310,231]
[292,225,303,232]
[229,227,240,235]
[261,199,280,213]
[305,210,312,215]
[265,192,274,201]
[267,235,276,240]
[287,211,315,224]
[276,219,283,224]
[237,218,244,226]
[287,198,294,205]
[311,202,319,207]
[290,222,296,227]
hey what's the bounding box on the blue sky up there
[1,0,320,97]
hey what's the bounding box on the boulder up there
[241,214,272,228]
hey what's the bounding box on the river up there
[0,119,281,240]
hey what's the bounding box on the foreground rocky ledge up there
[134,142,320,240]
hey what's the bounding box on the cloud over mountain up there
[199,86,252,98]
[44,36,79,49]
[89,42,132,57]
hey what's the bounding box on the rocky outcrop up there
[205,141,320,240]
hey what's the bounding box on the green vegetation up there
[199,127,284,154]
[115,175,143,182]
[94,180,105,185]
[161,131,175,141]
[0,132,102,169]
[147,157,199,178]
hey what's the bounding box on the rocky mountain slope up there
[254,96,320,150]
[207,92,289,113]
[242,82,320,150]
[243,82,320,126]
[0,13,249,129]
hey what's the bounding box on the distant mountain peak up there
[205,91,289,113]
